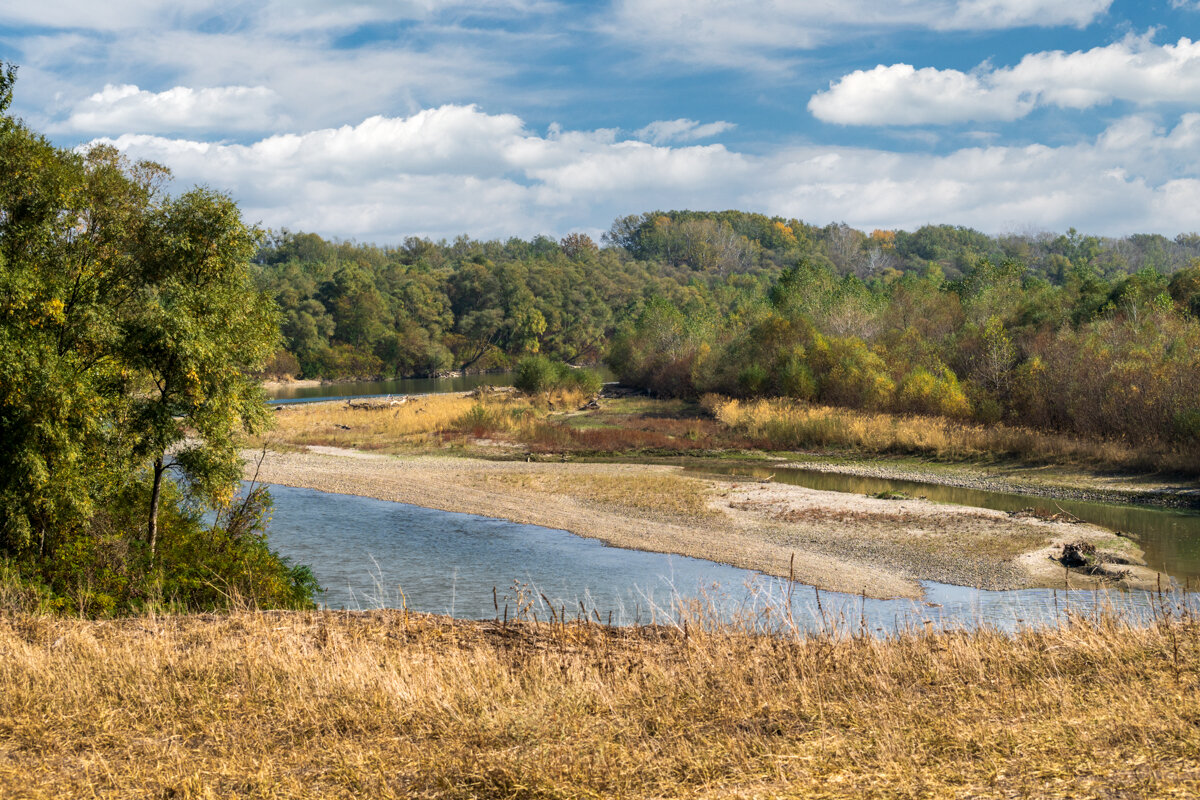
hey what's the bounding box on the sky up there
[3,0,1200,243]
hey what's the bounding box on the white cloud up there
[65,84,284,133]
[808,65,1030,125]
[5,0,555,135]
[0,1,551,33]
[634,119,735,144]
[20,25,519,136]
[810,35,1200,125]
[92,104,1200,242]
[945,0,1107,29]
[605,0,1111,71]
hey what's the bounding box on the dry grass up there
[1,606,1198,799]
[705,394,1198,473]
[260,392,1200,478]
[258,393,529,450]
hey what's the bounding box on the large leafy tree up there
[124,189,279,554]
[0,76,159,558]
[0,63,278,564]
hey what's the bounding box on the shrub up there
[897,366,971,419]
[515,355,603,396]
[777,353,817,400]
[7,482,319,616]
[1173,409,1200,444]
[737,363,769,395]
[454,403,512,438]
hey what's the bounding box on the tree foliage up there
[0,66,310,613]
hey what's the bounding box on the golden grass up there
[1,606,1198,799]
[259,392,1199,478]
[258,390,598,453]
[259,393,528,450]
[705,394,1197,472]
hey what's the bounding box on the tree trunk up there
[147,456,164,557]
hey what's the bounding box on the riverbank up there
[247,447,1156,599]
[766,454,1200,509]
[3,608,1197,798]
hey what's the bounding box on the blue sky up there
[3,0,1200,242]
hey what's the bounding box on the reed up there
[1,600,1197,798]
[704,394,1198,472]
[260,392,532,449]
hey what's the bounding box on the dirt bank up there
[773,455,1200,509]
[247,447,1153,599]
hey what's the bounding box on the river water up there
[266,373,516,404]
[264,484,1196,632]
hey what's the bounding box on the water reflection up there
[264,485,1196,632]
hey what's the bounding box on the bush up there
[454,403,513,438]
[5,482,319,616]
[515,355,602,396]
[897,366,971,419]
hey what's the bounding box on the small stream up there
[264,485,1196,632]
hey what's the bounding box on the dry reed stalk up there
[0,607,1197,798]
[704,394,1193,472]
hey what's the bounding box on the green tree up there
[0,104,161,558]
[123,189,279,555]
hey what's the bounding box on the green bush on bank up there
[2,482,318,617]
[514,355,603,396]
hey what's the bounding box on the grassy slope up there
[1,608,1198,799]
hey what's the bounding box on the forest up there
[257,210,1200,449]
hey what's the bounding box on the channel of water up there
[266,373,516,404]
[264,485,1196,632]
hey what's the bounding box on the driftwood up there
[1009,505,1083,524]
[345,395,408,410]
[1059,540,1096,568]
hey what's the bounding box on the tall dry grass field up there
[705,394,1198,472]
[260,392,532,450]
[1,607,1197,798]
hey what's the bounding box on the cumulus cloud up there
[605,0,1111,70]
[91,104,1200,242]
[634,119,735,144]
[65,84,285,134]
[6,0,551,135]
[808,65,1030,125]
[810,35,1200,125]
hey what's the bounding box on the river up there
[260,378,1200,627]
[683,462,1200,585]
[263,484,1196,632]
[266,373,517,404]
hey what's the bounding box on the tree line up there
[257,209,1200,449]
